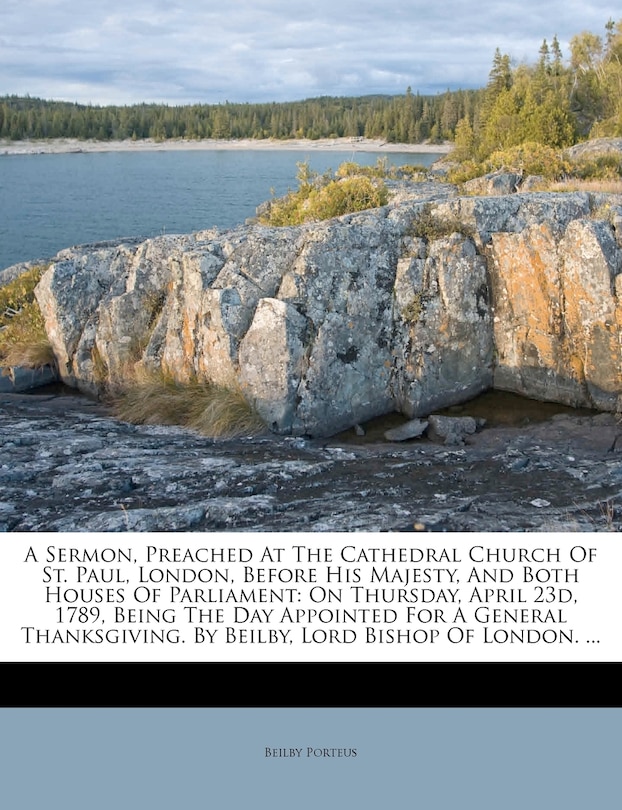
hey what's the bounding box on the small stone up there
[384,419,428,442]
[428,415,478,445]
[530,498,551,508]
[354,424,366,437]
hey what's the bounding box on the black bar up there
[1,663,619,707]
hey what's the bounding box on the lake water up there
[0,149,442,271]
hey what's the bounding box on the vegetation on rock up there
[0,266,261,438]
[110,368,266,439]
[409,204,475,241]
[0,266,55,370]
[442,18,622,189]
[258,161,389,225]
[448,142,571,183]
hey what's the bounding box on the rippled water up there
[0,149,441,270]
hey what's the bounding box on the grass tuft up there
[1,335,56,370]
[401,294,423,323]
[532,179,622,194]
[111,368,266,439]
[409,203,475,241]
[0,266,56,369]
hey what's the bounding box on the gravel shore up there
[0,137,453,156]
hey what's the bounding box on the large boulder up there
[33,188,622,437]
[390,231,492,417]
[565,138,622,160]
[490,218,622,411]
[463,171,522,196]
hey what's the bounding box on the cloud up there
[0,0,620,104]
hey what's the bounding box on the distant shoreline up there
[0,136,453,156]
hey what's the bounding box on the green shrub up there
[0,265,45,315]
[335,157,394,179]
[304,176,388,220]
[448,141,622,189]
[332,156,431,181]
[259,161,389,226]
[446,160,485,184]
[396,164,430,179]
[259,191,307,226]
[570,153,622,181]
[484,142,570,179]
[334,161,365,178]
[447,142,575,186]
[0,265,55,369]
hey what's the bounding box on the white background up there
[1,532,619,662]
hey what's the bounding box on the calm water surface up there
[0,149,441,270]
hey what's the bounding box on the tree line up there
[0,90,478,143]
[1,18,620,149]
[454,18,622,161]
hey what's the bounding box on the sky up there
[1,1,620,106]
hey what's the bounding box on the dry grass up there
[530,179,622,194]
[0,335,56,369]
[90,343,110,384]
[111,368,266,438]
[568,497,622,532]
[0,267,56,370]
[409,203,475,241]
[596,499,620,532]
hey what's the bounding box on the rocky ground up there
[2,388,621,532]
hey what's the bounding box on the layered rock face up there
[33,188,622,436]
[491,219,622,411]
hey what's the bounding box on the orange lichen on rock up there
[491,223,563,372]
[491,218,622,409]
[558,220,622,398]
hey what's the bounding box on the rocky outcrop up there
[565,137,622,160]
[31,186,622,437]
[491,219,622,411]
[463,171,523,196]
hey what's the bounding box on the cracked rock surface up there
[2,390,622,532]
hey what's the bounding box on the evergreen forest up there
[1,18,621,154]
